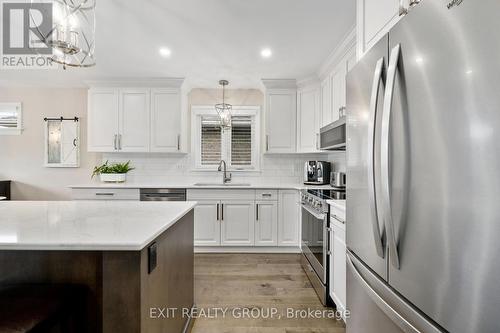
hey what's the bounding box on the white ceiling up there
[2,0,355,89]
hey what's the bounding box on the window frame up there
[191,105,261,171]
[0,102,23,135]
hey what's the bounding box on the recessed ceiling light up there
[159,47,172,58]
[261,48,272,59]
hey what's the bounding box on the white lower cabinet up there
[220,201,255,246]
[329,215,347,313]
[278,190,300,246]
[188,189,299,249]
[255,201,278,246]
[193,200,221,246]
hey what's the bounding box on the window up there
[200,116,222,165]
[192,106,260,171]
[0,103,22,135]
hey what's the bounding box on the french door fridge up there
[346,1,500,332]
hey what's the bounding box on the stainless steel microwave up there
[319,117,346,150]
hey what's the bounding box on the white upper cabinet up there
[87,79,184,153]
[119,89,150,152]
[150,89,182,152]
[357,0,404,56]
[331,61,347,124]
[320,43,356,128]
[320,78,332,126]
[88,89,119,152]
[262,80,297,154]
[297,85,321,153]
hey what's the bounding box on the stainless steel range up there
[300,189,346,305]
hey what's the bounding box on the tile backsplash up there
[101,152,346,185]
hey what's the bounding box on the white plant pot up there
[100,173,127,183]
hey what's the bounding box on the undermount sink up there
[193,183,251,187]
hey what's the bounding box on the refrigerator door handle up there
[382,44,402,269]
[347,252,420,333]
[368,57,386,259]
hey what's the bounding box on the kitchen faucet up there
[218,160,232,184]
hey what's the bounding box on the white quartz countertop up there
[0,201,196,251]
[69,182,337,190]
[326,199,346,211]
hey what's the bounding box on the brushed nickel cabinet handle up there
[256,204,259,221]
[177,134,180,151]
[217,203,219,221]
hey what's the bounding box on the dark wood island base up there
[0,210,194,333]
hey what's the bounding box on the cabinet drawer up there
[187,189,255,201]
[255,190,278,201]
[330,205,346,223]
[72,188,139,200]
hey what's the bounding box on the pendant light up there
[30,0,96,69]
[215,80,232,130]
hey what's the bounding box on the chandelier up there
[30,0,96,69]
[215,80,232,130]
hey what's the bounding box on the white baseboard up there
[194,246,301,254]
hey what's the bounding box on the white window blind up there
[201,116,222,165]
[193,106,260,171]
[230,116,252,166]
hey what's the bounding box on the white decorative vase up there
[100,173,127,183]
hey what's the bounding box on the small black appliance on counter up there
[303,161,331,185]
[0,180,11,200]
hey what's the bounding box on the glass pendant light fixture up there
[30,0,96,69]
[215,80,232,130]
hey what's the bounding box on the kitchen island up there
[0,201,196,333]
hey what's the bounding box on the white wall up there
[0,87,99,200]
[0,87,346,200]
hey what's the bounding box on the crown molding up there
[297,75,320,89]
[317,25,356,79]
[85,77,185,88]
[261,79,297,90]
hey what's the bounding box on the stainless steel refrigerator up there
[346,1,500,332]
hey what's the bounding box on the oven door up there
[301,204,328,283]
[319,117,346,150]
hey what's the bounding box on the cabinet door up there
[221,201,255,246]
[320,77,332,127]
[119,89,150,152]
[87,89,119,152]
[358,0,401,54]
[330,223,347,312]
[194,201,221,246]
[331,62,347,123]
[150,89,182,152]
[266,91,296,153]
[255,201,278,246]
[278,190,300,246]
[297,88,320,153]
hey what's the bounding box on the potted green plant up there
[91,160,135,183]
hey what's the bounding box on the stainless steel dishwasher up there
[139,188,186,201]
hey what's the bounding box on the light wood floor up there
[191,253,346,333]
